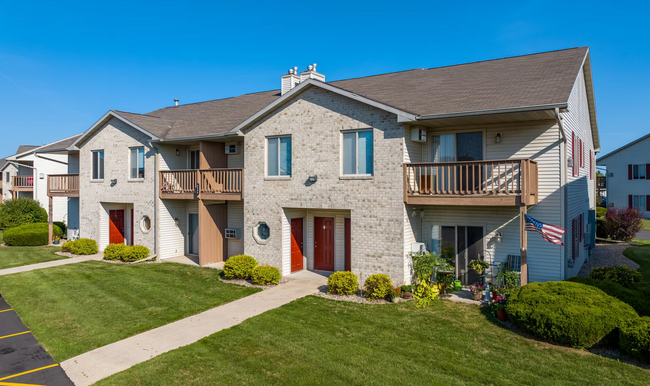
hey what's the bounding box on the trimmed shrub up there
[63,238,98,255]
[596,207,607,218]
[104,243,128,261]
[327,271,359,295]
[53,221,66,235]
[620,317,650,363]
[567,277,650,317]
[596,218,607,239]
[61,239,75,252]
[506,281,638,348]
[3,223,62,246]
[251,265,281,285]
[364,273,393,300]
[0,198,48,230]
[223,255,258,279]
[603,207,644,242]
[122,245,150,262]
[589,266,643,288]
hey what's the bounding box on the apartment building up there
[68,47,599,285]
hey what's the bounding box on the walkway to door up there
[61,270,328,386]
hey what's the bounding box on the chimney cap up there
[308,64,313,71]
[174,99,179,106]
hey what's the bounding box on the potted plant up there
[53,236,61,245]
[469,285,484,301]
[389,287,403,303]
[400,285,413,299]
[491,298,507,321]
[468,260,490,275]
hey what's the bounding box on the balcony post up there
[48,196,53,245]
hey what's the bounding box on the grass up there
[0,261,260,361]
[642,219,650,231]
[96,297,650,386]
[624,245,650,282]
[0,230,68,270]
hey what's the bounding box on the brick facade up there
[242,87,408,284]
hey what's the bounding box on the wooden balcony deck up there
[404,159,538,206]
[12,176,34,192]
[160,169,243,201]
[47,174,80,197]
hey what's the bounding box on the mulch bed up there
[219,276,288,290]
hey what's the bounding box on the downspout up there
[150,142,160,263]
[554,108,567,280]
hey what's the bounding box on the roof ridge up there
[148,89,281,113]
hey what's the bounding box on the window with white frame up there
[5,172,9,183]
[92,150,104,180]
[267,136,291,177]
[342,129,373,175]
[633,195,647,213]
[633,164,646,180]
[130,147,145,179]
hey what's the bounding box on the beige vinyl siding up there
[159,200,187,259]
[159,145,188,171]
[188,200,199,214]
[403,125,423,282]
[227,151,244,169]
[68,153,80,174]
[562,67,596,278]
[227,201,244,258]
[33,153,70,222]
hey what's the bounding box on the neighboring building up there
[597,133,650,219]
[69,47,599,285]
[1,137,81,233]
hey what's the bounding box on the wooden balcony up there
[47,174,80,197]
[160,169,243,201]
[404,159,538,206]
[12,176,34,192]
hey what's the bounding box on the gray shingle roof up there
[16,145,39,154]
[35,135,82,153]
[112,47,589,140]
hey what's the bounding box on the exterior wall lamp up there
[495,132,502,143]
[495,231,502,244]
[309,175,318,183]
[175,149,180,156]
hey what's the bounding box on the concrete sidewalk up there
[0,254,103,276]
[61,270,328,386]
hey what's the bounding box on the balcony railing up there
[404,159,538,206]
[12,176,34,191]
[160,169,243,201]
[47,174,80,197]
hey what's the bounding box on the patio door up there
[189,213,199,255]
[430,132,483,191]
[434,225,484,285]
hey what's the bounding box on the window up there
[267,136,291,177]
[632,195,647,213]
[253,222,271,244]
[189,150,200,169]
[140,215,151,233]
[342,130,373,175]
[632,165,646,180]
[130,147,145,179]
[5,172,9,183]
[92,150,104,180]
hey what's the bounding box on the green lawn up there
[96,297,650,386]
[0,230,68,270]
[642,219,650,231]
[625,245,650,282]
[0,261,260,361]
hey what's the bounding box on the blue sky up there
[0,1,648,157]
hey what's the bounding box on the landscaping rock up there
[578,243,640,278]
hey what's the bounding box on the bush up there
[327,271,359,295]
[251,265,281,285]
[61,239,74,252]
[364,273,393,300]
[121,245,150,262]
[0,198,48,230]
[69,238,98,255]
[104,243,129,261]
[596,218,607,239]
[567,277,650,317]
[506,281,638,348]
[3,223,62,246]
[53,221,66,235]
[223,255,258,279]
[596,207,607,218]
[620,317,650,363]
[603,207,644,241]
[589,266,643,288]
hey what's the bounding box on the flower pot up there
[391,297,401,303]
[497,309,507,322]
[403,291,413,300]
[471,292,483,301]
[53,240,60,245]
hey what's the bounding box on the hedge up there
[596,207,607,218]
[53,221,67,235]
[364,273,393,300]
[328,271,359,295]
[506,281,638,348]
[61,238,98,255]
[251,265,281,285]
[3,223,62,246]
[567,277,650,317]
[620,317,650,363]
[589,266,643,288]
[0,198,48,230]
[103,244,149,262]
[223,255,258,279]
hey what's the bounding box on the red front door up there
[109,210,125,245]
[291,218,304,272]
[314,217,335,271]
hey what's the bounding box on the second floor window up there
[267,136,291,177]
[632,164,646,180]
[130,147,145,179]
[342,129,373,175]
[5,172,9,183]
[92,150,104,180]
[189,150,200,169]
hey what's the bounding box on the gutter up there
[152,131,244,144]
[405,103,568,122]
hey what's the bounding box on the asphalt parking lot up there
[0,294,73,386]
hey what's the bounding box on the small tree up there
[0,198,48,230]
[602,207,643,242]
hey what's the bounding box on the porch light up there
[175,149,180,156]
[174,218,180,227]
[309,175,318,183]
[420,208,425,218]
[495,132,502,143]
[495,231,502,244]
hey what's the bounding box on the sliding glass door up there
[430,132,483,192]
[432,225,484,285]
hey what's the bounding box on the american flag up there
[524,214,566,246]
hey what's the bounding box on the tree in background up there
[0,197,48,230]
[602,207,643,241]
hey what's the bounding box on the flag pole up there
[520,206,528,285]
